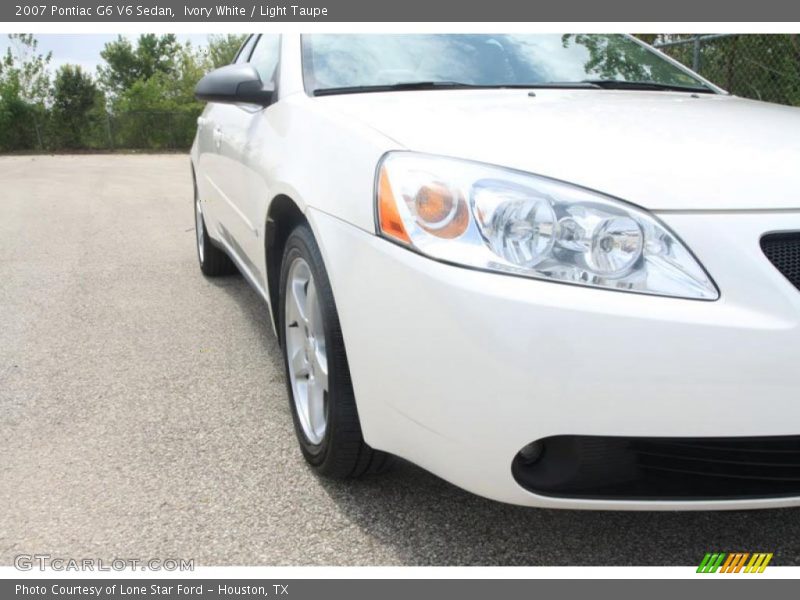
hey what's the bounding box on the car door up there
[195,34,258,251]
[222,33,282,283]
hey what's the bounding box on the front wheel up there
[279,223,391,478]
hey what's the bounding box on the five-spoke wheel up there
[279,223,391,477]
[285,257,329,445]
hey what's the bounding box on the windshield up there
[301,34,712,95]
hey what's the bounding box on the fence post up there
[168,112,175,150]
[105,111,114,150]
[32,115,43,151]
[693,35,702,72]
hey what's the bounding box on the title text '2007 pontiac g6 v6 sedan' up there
[191,33,800,510]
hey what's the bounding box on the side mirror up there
[195,64,274,106]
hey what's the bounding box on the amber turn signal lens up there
[414,183,469,239]
[378,167,411,244]
[415,182,455,224]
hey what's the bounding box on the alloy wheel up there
[285,257,329,445]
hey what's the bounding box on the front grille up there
[512,435,800,500]
[761,232,800,291]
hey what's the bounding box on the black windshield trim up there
[581,79,716,93]
[312,81,604,96]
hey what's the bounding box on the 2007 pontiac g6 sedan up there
[191,33,800,510]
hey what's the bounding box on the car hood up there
[318,89,800,211]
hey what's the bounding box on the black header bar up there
[4,0,800,22]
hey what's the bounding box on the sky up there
[0,34,213,75]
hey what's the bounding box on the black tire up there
[193,177,237,277]
[279,223,391,478]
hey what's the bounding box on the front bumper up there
[309,207,800,509]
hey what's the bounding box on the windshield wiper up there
[314,81,473,96]
[312,80,602,96]
[312,79,715,97]
[581,79,714,93]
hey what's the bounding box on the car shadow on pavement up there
[205,272,284,372]
[316,459,800,566]
[211,273,800,567]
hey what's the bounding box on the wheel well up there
[265,195,307,331]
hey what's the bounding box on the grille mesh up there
[512,436,800,500]
[761,232,800,291]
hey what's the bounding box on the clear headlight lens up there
[376,152,718,300]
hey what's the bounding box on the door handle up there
[213,127,222,149]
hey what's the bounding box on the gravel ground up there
[2,154,800,567]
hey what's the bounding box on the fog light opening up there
[518,440,544,465]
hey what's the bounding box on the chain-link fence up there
[6,109,201,153]
[651,34,800,106]
[104,110,201,150]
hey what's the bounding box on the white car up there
[191,33,800,510]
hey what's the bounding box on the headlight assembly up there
[375,152,718,300]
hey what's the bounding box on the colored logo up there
[697,552,773,573]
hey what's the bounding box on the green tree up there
[98,34,180,97]
[174,42,208,103]
[205,34,247,69]
[103,40,205,149]
[0,33,51,151]
[0,33,51,104]
[51,64,102,148]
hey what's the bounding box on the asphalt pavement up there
[2,154,800,566]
